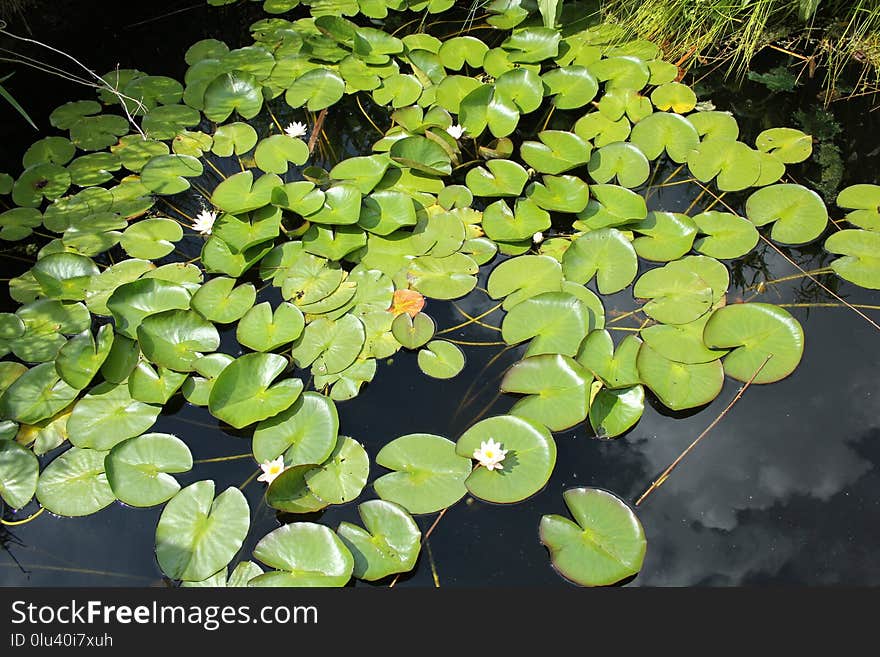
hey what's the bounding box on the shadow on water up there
[1,0,879,587]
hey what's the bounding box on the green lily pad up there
[291,315,366,375]
[13,163,71,207]
[209,352,303,429]
[67,152,123,186]
[640,312,726,364]
[539,487,646,586]
[203,72,264,122]
[438,35,488,70]
[337,499,421,581]
[212,122,259,156]
[391,311,435,349]
[67,382,161,450]
[105,433,193,507]
[331,155,391,194]
[574,112,631,147]
[629,111,699,163]
[0,441,39,509]
[254,134,310,174]
[587,142,649,188]
[687,110,739,141]
[692,211,760,259]
[824,229,880,289]
[589,385,645,438]
[107,278,192,339]
[191,276,256,323]
[502,291,591,357]
[266,463,328,515]
[636,342,724,410]
[137,309,220,372]
[358,190,418,235]
[482,198,550,242]
[562,228,638,294]
[22,136,76,168]
[687,139,761,192]
[36,447,115,517]
[836,184,880,231]
[140,154,204,195]
[407,253,478,300]
[120,218,183,259]
[703,303,804,383]
[142,104,201,140]
[651,81,697,112]
[631,211,698,262]
[100,334,140,384]
[389,136,451,177]
[155,480,250,582]
[111,136,170,173]
[501,354,592,431]
[745,183,828,245]
[374,433,471,514]
[307,184,363,226]
[465,159,529,197]
[55,324,115,389]
[201,238,274,278]
[253,391,339,465]
[525,175,590,213]
[0,208,43,240]
[487,254,563,310]
[304,435,369,504]
[417,339,465,379]
[250,522,353,587]
[31,252,99,301]
[128,361,187,404]
[373,73,423,108]
[576,330,642,388]
[236,301,304,351]
[633,257,727,325]
[456,414,556,504]
[286,68,345,111]
[542,65,598,109]
[588,55,650,90]
[755,127,812,163]
[0,362,80,424]
[574,184,647,231]
[211,171,282,215]
[521,130,591,175]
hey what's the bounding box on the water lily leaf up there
[140,154,204,195]
[487,254,563,310]
[304,435,369,504]
[337,499,421,581]
[107,278,192,339]
[634,256,727,324]
[573,112,631,147]
[68,114,129,151]
[692,210,760,259]
[14,299,90,362]
[636,342,724,410]
[120,217,183,259]
[0,313,25,359]
[374,433,470,514]
[502,291,591,357]
[36,447,115,517]
[521,130,591,175]
[745,184,828,245]
[542,65,598,109]
[291,315,365,375]
[171,130,213,158]
[574,184,647,231]
[203,72,264,122]
[540,487,646,586]
[407,253,478,299]
[100,334,140,384]
[562,228,638,294]
[209,353,303,429]
[128,361,187,404]
[236,301,304,351]
[31,252,99,300]
[13,163,71,207]
[417,339,465,379]
[389,136,451,177]
[640,312,726,364]
[836,184,880,230]
[307,184,363,225]
[0,441,39,509]
[456,414,556,504]
[67,382,161,450]
[651,81,697,112]
[23,136,76,168]
[630,112,699,163]
[253,392,339,465]
[330,155,390,195]
[435,75,482,115]
[254,134,309,174]
[142,104,201,140]
[137,309,220,372]
[588,55,650,90]
[105,433,193,507]
[703,303,804,383]
[0,363,79,424]
[212,122,259,156]
[145,263,203,290]
[266,463,328,515]
[191,276,256,324]
[755,127,812,163]
[281,254,344,304]
[687,110,739,141]
[156,481,250,582]
[391,311,435,349]
[111,135,170,172]
[502,26,560,63]
[272,181,325,215]
[373,73,422,107]
[465,159,528,197]
[824,229,880,289]
[482,197,550,242]
[211,171,282,215]
[576,330,642,388]
[251,523,353,587]
[286,68,345,111]
[590,385,644,438]
[358,190,417,235]
[630,211,698,262]
[201,237,274,278]
[501,354,592,431]
[687,140,761,192]
[67,152,123,186]
[524,174,589,213]
[213,205,282,254]
[0,207,42,240]
[181,353,234,406]
[587,142,649,188]
[55,324,114,389]
[438,35,488,70]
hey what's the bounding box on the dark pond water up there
[1,1,878,587]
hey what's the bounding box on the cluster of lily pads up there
[0,0,877,588]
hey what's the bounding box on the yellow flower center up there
[485,450,494,459]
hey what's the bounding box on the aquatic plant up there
[0,0,877,587]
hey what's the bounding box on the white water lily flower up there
[191,209,217,235]
[532,231,544,244]
[257,456,287,484]
[446,123,465,140]
[285,121,308,139]
[473,438,508,471]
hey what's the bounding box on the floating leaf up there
[542,66,598,109]
[266,463,328,515]
[155,481,250,582]
[577,330,642,388]
[651,81,697,113]
[337,499,421,581]
[191,276,256,323]
[212,122,259,156]
[291,315,366,375]
[487,254,563,310]
[692,211,760,259]
[590,385,645,438]
[633,257,727,325]
[391,311,435,349]
[128,361,187,404]
[587,142,649,188]
[636,342,724,410]
[630,211,697,262]
[639,312,726,364]
[36,446,115,517]
[456,414,556,504]
[251,522,353,587]
[389,136,451,177]
[417,339,465,379]
[254,134,309,174]
[562,228,638,294]
[105,433,193,507]
[307,184,363,226]
[407,253,478,300]
[203,72,264,122]
[755,127,812,163]
[465,159,529,197]
[31,252,99,301]
[502,291,591,357]
[67,382,161,450]
[745,183,828,245]
[0,441,39,509]
[540,487,646,586]
[304,435,369,504]
[55,324,114,389]
[501,354,591,431]
[286,68,345,111]
[687,139,760,192]
[525,175,590,213]
[521,130,591,175]
[0,362,79,425]
[0,207,42,240]
[253,392,339,466]
[374,433,470,514]
[137,309,220,372]
[140,154,204,195]
[836,184,880,231]
[629,112,699,163]
[107,278,192,339]
[211,171,282,215]
[824,229,880,289]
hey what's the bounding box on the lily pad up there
[291,315,366,375]
[651,81,697,112]
[824,229,880,289]
[107,278,192,339]
[155,480,250,582]
[465,159,529,197]
[266,463,328,515]
[67,382,161,450]
[630,211,697,262]
[482,198,550,242]
[203,72,264,122]
[140,154,204,195]
[692,211,760,259]
[629,111,699,163]
[417,339,465,379]
[137,309,220,371]
[755,127,812,163]
[525,175,590,213]
[120,218,183,259]
[501,355,592,431]
[0,362,80,425]
[55,324,114,389]
[487,254,563,310]
[251,522,353,587]
[236,301,304,352]
[521,130,591,175]
[254,134,310,174]
[374,433,471,514]
[836,184,880,231]
[407,253,478,300]
[502,291,591,357]
[128,361,187,404]
[639,313,726,364]
[253,392,339,466]
[36,447,115,517]
[576,330,642,388]
[191,276,256,323]
[745,184,828,245]
[456,414,556,504]
[0,441,39,509]
[105,433,193,507]
[562,228,638,294]
[636,342,724,410]
[391,311,435,349]
[31,252,99,300]
[589,385,645,438]
[304,435,369,504]
[286,68,345,111]
[542,65,598,109]
[337,499,421,581]
[539,487,646,586]
[687,139,761,192]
